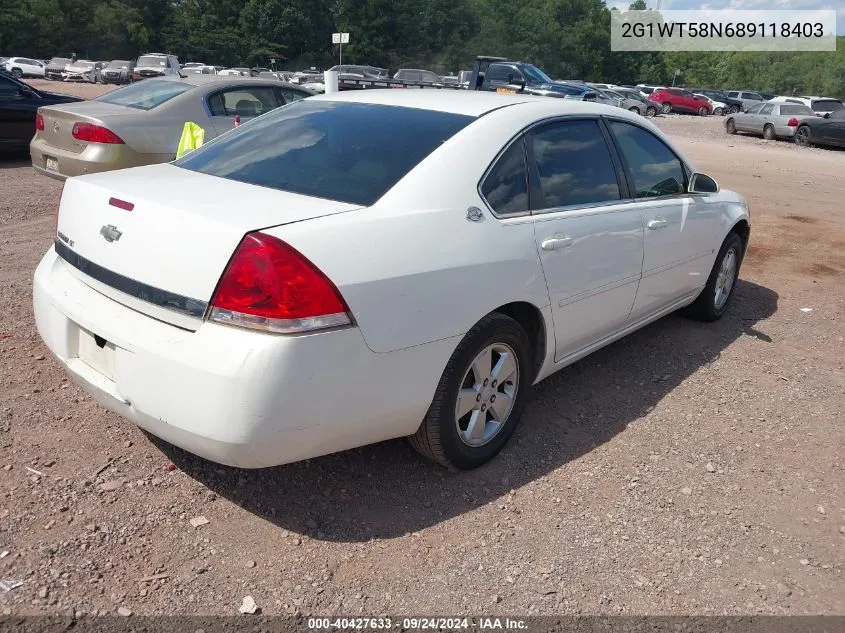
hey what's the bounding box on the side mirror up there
[823,112,831,119]
[18,88,35,98]
[506,73,526,89]
[688,172,719,194]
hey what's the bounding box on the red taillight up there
[209,232,351,334]
[787,118,799,127]
[71,122,124,144]
[109,197,134,211]
[35,113,45,131]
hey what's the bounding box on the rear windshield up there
[175,100,473,206]
[137,56,167,67]
[96,79,194,110]
[779,104,815,116]
[813,100,843,112]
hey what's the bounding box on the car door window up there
[480,138,529,216]
[608,120,685,198]
[727,91,739,98]
[484,65,512,85]
[208,87,282,117]
[745,104,764,114]
[744,92,762,101]
[0,76,22,99]
[278,88,307,104]
[759,104,774,115]
[529,119,621,210]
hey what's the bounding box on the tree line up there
[1,0,843,97]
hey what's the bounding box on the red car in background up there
[649,88,713,116]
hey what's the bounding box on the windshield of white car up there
[107,61,130,69]
[96,79,194,110]
[175,101,474,206]
[521,64,553,84]
[48,58,71,67]
[72,62,95,69]
[137,56,167,67]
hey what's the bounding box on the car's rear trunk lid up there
[55,164,360,330]
[36,102,135,154]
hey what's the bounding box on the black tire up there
[11,68,22,78]
[763,124,775,140]
[409,313,532,470]
[795,125,812,147]
[646,106,657,117]
[629,106,640,114]
[698,106,709,116]
[726,118,737,135]
[714,107,724,116]
[728,105,740,114]
[660,102,672,114]
[685,233,744,322]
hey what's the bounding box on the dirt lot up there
[1,81,843,617]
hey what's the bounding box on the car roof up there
[159,75,316,93]
[310,89,634,118]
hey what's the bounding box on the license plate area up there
[77,327,116,380]
[45,156,59,174]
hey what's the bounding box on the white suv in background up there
[4,57,46,78]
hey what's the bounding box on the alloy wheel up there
[714,247,738,310]
[454,343,519,447]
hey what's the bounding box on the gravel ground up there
[0,82,843,617]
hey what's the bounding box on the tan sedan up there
[31,76,313,180]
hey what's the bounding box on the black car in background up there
[687,88,745,114]
[794,109,845,149]
[0,73,81,154]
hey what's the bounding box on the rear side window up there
[608,121,685,198]
[480,139,529,216]
[530,120,621,209]
[96,79,194,110]
[727,91,739,98]
[176,100,473,206]
[759,104,774,115]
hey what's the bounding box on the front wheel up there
[646,105,657,117]
[795,125,812,147]
[629,106,640,114]
[685,233,744,322]
[725,118,737,135]
[698,106,709,116]
[409,313,532,469]
[713,107,724,116]
[660,102,672,115]
[11,68,22,78]
[728,105,740,114]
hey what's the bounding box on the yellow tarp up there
[176,122,205,159]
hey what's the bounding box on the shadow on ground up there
[155,279,778,543]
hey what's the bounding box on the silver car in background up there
[31,76,314,180]
[725,102,816,140]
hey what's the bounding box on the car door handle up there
[541,235,573,251]
[647,218,668,230]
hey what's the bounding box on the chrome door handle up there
[541,235,573,251]
[647,218,668,230]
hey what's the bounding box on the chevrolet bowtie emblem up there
[100,224,122,243]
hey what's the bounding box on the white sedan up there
[33,90,750,470]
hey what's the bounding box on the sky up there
[608,0,845,34]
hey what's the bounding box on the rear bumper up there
[775,125,798,138]
[33,248,451,468]
[30,135,169,180]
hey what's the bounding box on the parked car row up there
[725,101,845,149]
